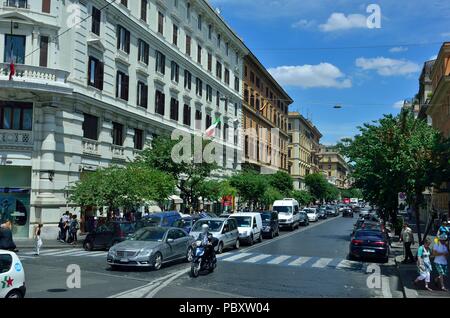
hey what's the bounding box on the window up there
[224,98,228,112]
[250,71,255,83]
[171,61,179,83]
[224,68,230,85]
[208,24,212,39]
[256,77,260,88]
[216,61,222,79]
[120,0,127,7]
[88,56,104,90]
[234,103,238,117]
[116,71,129,101]
[244,87,249,103]
[206,114,212,128]
[155,50,165,74]
[140,0,148,22]
[42,0,51,13]
[82,113,98,140]
[198,14,202,30]
[195,78,203,96]
[217,33,221,47]
[184,70,192,90]
[250,91,255,107]
[112,122,124,146]
[138,39,149,64]
[186,2,191,20]
[216,90,220,107]
[158,12,164,34]
[183,104,191,126]
[172,24,178,46]
[0,102,33,131]
[226,42,229,56]
[234,127,238,145]
[206,85,212,102]
[244,65,248,77]
[4,35,25,64]
[134,128,144,150]
[137,81,148,108]
[195,110,202,129]
[39,35,49,67]
[91,6,101,35]
[170,98,179,121]
[0,254,12,274]
[207,52,212,71]
[185,35,191,56]
[117,25,130,54]
[288,123,292,130]
[223,123,228,141]
[197,45,202,64]
[234,76,240,92]
[155,90,165,116]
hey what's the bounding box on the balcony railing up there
[0,129,33,147]
[82,138,100,156]
[3,0,30,9]
[111,145,126,160]
[0,63,69,84]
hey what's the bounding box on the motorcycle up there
[190,240,217,278]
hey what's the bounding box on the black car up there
[259,211,280,239]
[342,208,354,217]
[83,221,135,251]
[326,206,338,217]
[299,211,310,226]
[349,229,389,263]
[317,208,328,219]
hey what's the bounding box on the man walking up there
[400,222,415,264]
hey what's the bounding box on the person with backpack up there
[68,215,80,245]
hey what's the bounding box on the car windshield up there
[192,219,224,232]
[128,227,166,242]
[144,216,161,225]
[232,216,252,227]
[119,223,135,233]
[274,206,292,214]
[175,219,192,228]
[260,213,272,222]
[355,231,383,240]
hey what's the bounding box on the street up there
[17,216,403,298]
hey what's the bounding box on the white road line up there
[85,251,108,257]
[146,269,190,298]
[22,249,60,255]
[221,252,253,262]
[39,249,81,256]
[335,259,359,270]
[288,256,311,266]
[312,258,333,268]
[382,276,392,298]
[243,254,272,263]
[267,255,291,265]
[66,250,96,257]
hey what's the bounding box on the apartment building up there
[318,145,350,190]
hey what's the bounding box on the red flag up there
[9,61,15,81]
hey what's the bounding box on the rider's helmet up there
[201,224,209,233]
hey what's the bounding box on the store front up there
[0,166,31,238]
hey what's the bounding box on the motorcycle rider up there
[197,224,215,262]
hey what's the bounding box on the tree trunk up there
[414,200,422,244]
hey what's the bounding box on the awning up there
[169,195,183,204]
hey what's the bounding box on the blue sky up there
[210,0,450,144]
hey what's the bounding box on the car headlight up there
[287,217,293,222]
[108,250,116,257]
[138,249,153,257]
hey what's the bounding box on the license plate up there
[120,258,129,263]
[363,249,375,253]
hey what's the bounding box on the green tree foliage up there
[229,171,267,208]
[290,190,313,206]
[268,171,294,196]
[304,173,330,201]
[262,186,283,207]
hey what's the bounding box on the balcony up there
[111,145,126,160]
[82,138,100,157]
[3,0,30,9]
[0,129,33,149]
[0,63,72,94]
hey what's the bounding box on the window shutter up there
[87,56,93,85]
[125,30,131,53]
[42,0,51,13]
[123,75,129,101]
[97,61,104,90]
[116,27,121,49]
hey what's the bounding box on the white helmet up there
[201,224,209,233]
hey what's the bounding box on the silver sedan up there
[107,227,195,270]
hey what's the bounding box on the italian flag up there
[205,118,221,138]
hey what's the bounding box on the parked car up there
[299,211,310,226]
[259,211,280,239]
[326,205,339,217]
[229,212,263,245]
[273,198,301,230]
[304,208,319,222]
[107,227,195,270]
[342,208,354,217]
[317,208,328,219]
[190,218,240,253]
[173,215,203,233]
[0,250,26,298]
[349,229,389,263]
[83,221,135,251]
[138,211,181,228]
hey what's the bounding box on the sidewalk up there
[14,234,87,249]
[392,234,450,298]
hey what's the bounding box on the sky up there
[210,0,450,144]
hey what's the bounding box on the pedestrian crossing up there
[216,252,368,272]
[18,248,108,259]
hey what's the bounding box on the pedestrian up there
[414,238,433,291]
[34,224,43,256]
[0,220,18,252]
[69,215,80,245]
[432,233,449,291]
[400,223,416,264]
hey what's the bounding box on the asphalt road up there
[17,215,404,298]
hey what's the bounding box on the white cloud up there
[389,46,408,53]
[355,57,421,76]
[268,63,352,89]
[429,54,438,60]
[319,13,367,32]
[393,100,405,109]
[291,19,315,29]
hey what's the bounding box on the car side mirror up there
[167,238,174,243]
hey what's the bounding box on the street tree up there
[262,186,283,208]
[268,171,294,196]
[305,173,330,202]
[290,190,313,206]
[229,171,267,209]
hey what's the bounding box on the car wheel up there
[270,230,274,239]
[153,252,163,270]
[249,235,254,246]
[186,247,194,262]
[348,254,356,261]
[6,290,23,299]
[276,228,280,236]
[258,233,263,243]
[217,242,224,254]
[235,239,240,249]
[83,241,93,251]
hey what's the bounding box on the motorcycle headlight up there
[138,249,152,257]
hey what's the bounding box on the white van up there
[0,250,26,298]
[229,213,263,245]
[273,198,301,230]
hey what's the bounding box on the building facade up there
[0,0,248,238]
[287,112,322,190]
[318,145,350,190]
[427,42,450,217]
[241,53,292,173]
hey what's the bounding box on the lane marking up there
[85,251,108,257]
[288,256,311,267]
[335,259,361,270]
[38,249,81,256]
[267,255,291,265]
[145,269,190,298]
[22,249,61,255]
[382,276,392,298]
[243,254,272,263]
[312,258,333,268]
[221,252,253,262]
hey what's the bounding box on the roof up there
[288,112,323,138]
